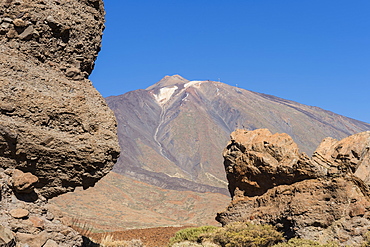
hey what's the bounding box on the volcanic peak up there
[150,75,209,105]
[147,74,189,89]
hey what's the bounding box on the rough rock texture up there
[0,0,119,198]
[0,0,120,246]
[0,169,83,246]
[217,129,370,246]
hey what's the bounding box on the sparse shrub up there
[168,226,218,246]
[99,234,144,247]
[169,222,283,247]
[360,231,370,247]
[272,238,339,247]
[207,222,283,247]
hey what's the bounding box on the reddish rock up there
[9,208,29,219]
[217,129,370,246]
[12,169,38,193]
[28,216,45,229]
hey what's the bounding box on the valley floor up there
[88,226,189,247]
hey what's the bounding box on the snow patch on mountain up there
[185,80,204,88]
[154,86,178,105]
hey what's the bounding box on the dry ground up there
[88,226,190,247]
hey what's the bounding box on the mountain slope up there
[107,75,370,191]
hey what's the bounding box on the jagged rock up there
[11,169,38,194]
[43,239,58,247]
[1,170,83,246]
[217,129,370,246]
[28,216,44,229]
[223,129,326,198]
[16,231,48,247]
[0,225,14,246]
[312,131,370,182]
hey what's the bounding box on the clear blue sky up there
[90,0,370,124]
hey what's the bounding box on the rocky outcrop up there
[217,129,370,246]
[0,0,120,246]
[0,0,119,198]
[1,169,83,246]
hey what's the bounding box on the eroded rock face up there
[217,129,370,246]
[0,0,120,198]
[0,0,119,245]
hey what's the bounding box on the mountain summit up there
[107,75,370,193]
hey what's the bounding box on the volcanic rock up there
[0,0,120,246]
[217,129,370,246]
[0,0,119,198]
[16,231,48,247]
[0,225,14,246]
[11,169,38,193]
[9,208,29,219]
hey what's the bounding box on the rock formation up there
[217,129,370,246]
[0,0,120,246]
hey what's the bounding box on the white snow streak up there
[184,80,204,88]
[153,86,178,105]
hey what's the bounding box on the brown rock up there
[349,202,366,217]
[9,208,29,219]
[65,67,80,78]
[13,18,26,27]
[43,239,58,247]
[0,0,120,198]
[6,29,17,39]
[223,129,325,197]
[218,129,370,246]
[28,216,45,229]
[18,25,34,40]
[12,169,38,193]
[0,225,15,246]
[313,131,370,182]
[0,0,116,246]
[16,231,48,247]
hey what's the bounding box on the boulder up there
[0,0,120,199]
[217,129,370,246]
[11,169,38,193]
[0,0,120,246]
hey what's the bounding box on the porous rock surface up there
[217,129,370,246]
[0,0,120,246]
[1,169,84,247]
[0,0,119,198]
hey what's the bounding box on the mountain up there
[107,75,370,192]
[51,75,370,231]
